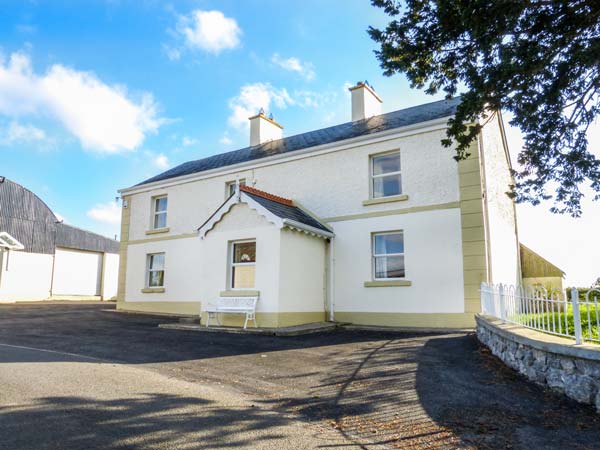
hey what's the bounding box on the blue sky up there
[0,1,598,286]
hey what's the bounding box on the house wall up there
[480,113,521,285]
[119,124,483,327]
[278,228,327,324]
[125,128,460,243]
[332,207,471,327]
[122,236,202,314]
[0,250,53,301]
[52,248,103,296]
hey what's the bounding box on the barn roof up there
[0,177,119,254]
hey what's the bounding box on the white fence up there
[480,283,600,345]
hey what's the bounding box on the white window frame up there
[151,195,168,230]
[146,253,165,288]
[226,179,246,198]
[372,231,405,280]
[229,239,256,290]
[370,150,402,199]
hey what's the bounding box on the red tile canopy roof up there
[239,185,294,206]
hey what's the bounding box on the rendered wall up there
[278,228,326,315]
[125,128,460,243]
[121,125,474,324]
[333,207,465,314]
[200,203,281,314]
[52,248,102,296]
[0,251,53,301]
[480,114,521,285]
[122,202,281,316]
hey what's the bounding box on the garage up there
[52,248,103,297]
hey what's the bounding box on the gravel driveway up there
[0,302,599,449]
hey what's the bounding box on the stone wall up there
[476,314,600,410]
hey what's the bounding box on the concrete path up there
[0,343,361,450]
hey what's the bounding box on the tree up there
[369,0,600,216]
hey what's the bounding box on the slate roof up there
[240,186,332,234]
[138,97,461,187]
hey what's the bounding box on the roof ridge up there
[240,185,294,206]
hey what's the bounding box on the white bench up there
[204,296,258,329]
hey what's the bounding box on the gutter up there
[281,219,334,239]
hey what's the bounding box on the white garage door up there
[52,248,103,296]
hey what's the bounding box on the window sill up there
[146,227,170,235]
[141,287,165,293]
[364,280,412,288]
[220,290,260,297]
[362,195,409,206]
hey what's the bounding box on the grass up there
[513,303,600,343]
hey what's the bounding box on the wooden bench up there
[204,296,258,329]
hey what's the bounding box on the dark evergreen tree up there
[369,0,600,216]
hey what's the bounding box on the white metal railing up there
[480,283,600,345]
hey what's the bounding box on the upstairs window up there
[371,151,401,198]
[226,179,246,198]
[152,196,168,229]
[147,253,165,287]
[372,232,405,279]
[230,240,256,289]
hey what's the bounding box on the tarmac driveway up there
[0,302,599,450]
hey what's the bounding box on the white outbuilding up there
[0,177,120,302]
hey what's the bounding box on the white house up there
[116,82,521,328]
[0,177,120,302]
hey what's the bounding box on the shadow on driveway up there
[1,303,600,449]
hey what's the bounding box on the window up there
[230,241,256,289]
[147,253,165,287]
[371,151,401,198]
[152,196,168,229]
[372,232,405,279]
[226,179,246,197]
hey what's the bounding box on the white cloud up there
[87,202,121,225]
[0,51,162,153]
[163,44,181,61]
[153,153,170,169]
[181,136,198,146]
[0,121,48,145]
[177,10,241,54]
[271,53,315,81]
[219,134,232,145]
[227,82,293,129]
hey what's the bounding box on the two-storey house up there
[117,82,521,328]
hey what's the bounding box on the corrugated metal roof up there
[0,178,119,254]
[56,223,120,254]
[137,97,461,187]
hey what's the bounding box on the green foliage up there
[518,303,599,342]
[369,0,600,216]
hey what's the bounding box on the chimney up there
[249,109,283,146]
[349,81,382,121]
